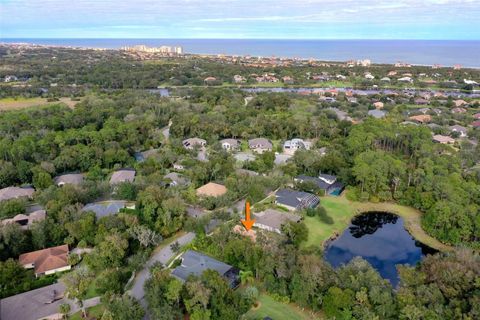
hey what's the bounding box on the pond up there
[324,212,436,286]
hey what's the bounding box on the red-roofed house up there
[472,121,480,128]
[19,245,71,277]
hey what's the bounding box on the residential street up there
[129,232,196,312]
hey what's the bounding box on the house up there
[364,73,375,80]
[183,137,207,150]
[220,138,240,151]
[4,75,18,82]
[295,174,345,195]
[473,113,480,120]
[336,74,347,80]
[329,108,352,122]
[0,283,68,320]
[373,102,384,109]
[464,79,478,85]
[452,107,467,114]
[433,135,455,144]
[233,75,246,83]
[173,162,185,171]
[1,210,46,230]
[449,125,468,138]
[134,149,159,162]
[283,138,311,155]
[282,76,294,84]
[414,98,429,105]
[368,109,386,119]
[0,186,35,202]
[164,172,190,187]
[248,138,273,154]
[409,114,431,124]
[196,182,227,197]
[54,173,84,187]
[171,250,239,288]
[472,120,480,128]
[275,189,320,211]
[380,77,391,82]
[204,77,217,84]
[234,152,256,162]
[253,209,302,234]
[236,168,259,177]
[398,77,413,83]
[19,245,71,277]
[109,169,136,185]
[82,200,134,219]
[453,99,468,108]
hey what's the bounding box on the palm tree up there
[58,303,71,319]
[239,270,254,285]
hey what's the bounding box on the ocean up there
[1,39,480,68]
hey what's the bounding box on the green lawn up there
[302,197,355,248]
[244,294,321,320]
[69,304,105,320]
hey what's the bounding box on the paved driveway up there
[129,232,195,310]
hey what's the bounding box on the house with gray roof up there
[0,283,69,320]
[134,148,159,162]
[248,138,273,154]
[368,109,387,119]
[183,137,207,150]
[54,173,84,187]
[109,169,136,185]
[275,189,320,211]
[220,139,240,151]
[254,209,302,234]
[449,125,468,138]
[283,138,312,155]
[82,200,134,219]
[1,210,46,230]
[0,186,35,202]
[295,174,345,196]
[171,250,239,288]
[164,172,190,187]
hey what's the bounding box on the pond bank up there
[303,194,453,253]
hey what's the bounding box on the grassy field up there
[303,194,453,252]
[244,294,321,320]
[70,304,105,320]
[302,197,354,248]
[0,97,79,110]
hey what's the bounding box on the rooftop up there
[0,283,67,320]
[19,244,69,275]
[171,250,238,287]
[109,169,136,185]
[254,209,302,231]
[82,200,127,218]
[0,186,35,202]
[196,182,227,197]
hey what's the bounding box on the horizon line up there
[1,37,479,41]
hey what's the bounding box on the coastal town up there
[0,43,479,320]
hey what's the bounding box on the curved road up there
[129,232,195,312]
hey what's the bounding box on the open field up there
[0,97,80,110]
[303,193,453,252]
[244,294,321,320]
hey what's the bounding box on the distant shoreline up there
[2,38,480,68]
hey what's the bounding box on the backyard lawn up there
[244,294,321,320]
[302,196,355,248]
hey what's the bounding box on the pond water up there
[324,212,436,286]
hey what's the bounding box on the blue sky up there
[0,0,479,39]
